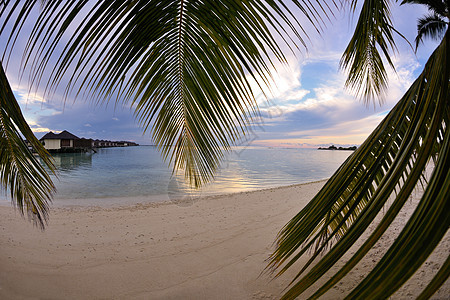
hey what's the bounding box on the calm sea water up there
[1,146,353,206]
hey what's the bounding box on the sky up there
[2,2,439,147]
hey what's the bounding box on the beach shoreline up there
[0,180,448,299]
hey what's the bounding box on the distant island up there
[318,145,357,151]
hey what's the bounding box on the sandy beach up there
[0,180,448,299]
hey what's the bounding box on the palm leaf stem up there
[310,55,448,299]
[1,1,333,187]
[0,62,55,228]
[346,25,450,300]
[269,86,414,273]
[347,113,449,299]
[279,69,436,299]
[271,26,450,300]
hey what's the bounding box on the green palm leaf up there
[401,0,448,17]
[0,63,56,228]
[1,0,332,186]
[340,0,397,104]
[269,6,450,300]
[401,0,449,50]
[414,13,448,50]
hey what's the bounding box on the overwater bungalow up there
[40,130,138,152]
[40,130,87,152]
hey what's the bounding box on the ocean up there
[1,146,353,206]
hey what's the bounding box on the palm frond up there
[341,0,397,105]
[0,63,56,228]
[1,0,333,187]
[401,0,448,17]
[269,28,449,299]
[414,13,448,50]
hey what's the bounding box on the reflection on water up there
[2,146,354,205]
[51,153,93,172]
[150,146,354,202]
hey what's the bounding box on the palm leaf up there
[0,62,56,228]
[400,0,449,50]
[341,0,397,104]
[268,26,449,300]
[414,13,448,50]
[1,0,332,187]
[401,0,448,17]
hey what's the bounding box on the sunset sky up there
[4,2,438,147]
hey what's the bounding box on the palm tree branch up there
[268,93,413,271]
[414,13,448,50]
[1,0,334,187]
[401,0,448,17]
[270,27,449,299]
[0,62,55,228]
[311,64,448,300]
[346,25,450,300]
[341,0,397,104]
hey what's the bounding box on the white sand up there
[0,180,448,299]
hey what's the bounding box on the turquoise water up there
[1,146,353,205]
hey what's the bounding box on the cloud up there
[29,126,57,133]
[248,37,422,148]
[2,2,436,148]
[248,55,309,103]
[16,90,47,106]
[253,112,385,147]
[27,120,59,134]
